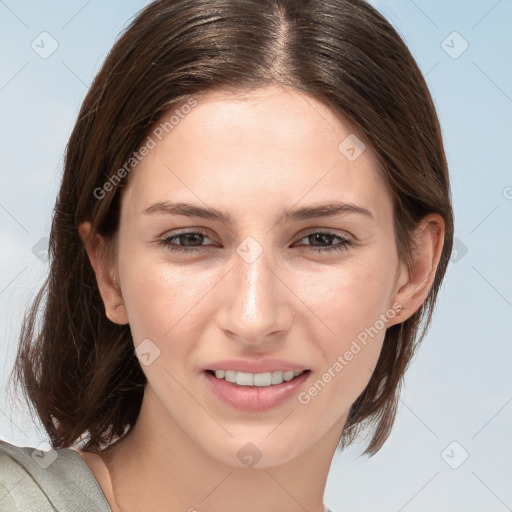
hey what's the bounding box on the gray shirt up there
[0,439,112,511]
[0,439,337,511]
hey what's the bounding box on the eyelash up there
[159,230,353,254]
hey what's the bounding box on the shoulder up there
[0,439,112,511]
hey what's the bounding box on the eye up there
[293,231,353,253]
[158,229,354,255]
[159,230,215,253]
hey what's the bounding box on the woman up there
[1,0,453,511]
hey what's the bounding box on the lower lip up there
[203,370,311,413]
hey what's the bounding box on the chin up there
[197,430,308,469]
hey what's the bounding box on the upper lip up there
[204,358,309,374]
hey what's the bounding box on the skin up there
[77,85,444,512]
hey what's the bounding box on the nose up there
[215,244,294,347]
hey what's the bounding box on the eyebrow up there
[142,200,373,222]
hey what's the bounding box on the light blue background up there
[1,1,511,511]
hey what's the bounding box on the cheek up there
[303,255,396,341]
[299,272,387,427]
[298,253,396,407]
[117,247,216,348]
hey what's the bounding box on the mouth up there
[203,369,312,412]
[205,369,310,387]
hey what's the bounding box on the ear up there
[387,213,445,327]
[78,222,129,325]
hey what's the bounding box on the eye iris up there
[179,232,204,246]
[309,233,334,246]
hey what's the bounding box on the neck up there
[99,386,341,512]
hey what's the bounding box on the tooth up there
[236,371,254,386]
[253,372,272,386]
[225,370,237,383]
[271,371,284,385]
[215,369,303,386]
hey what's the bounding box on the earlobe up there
[78,222,129,325]
[387,214,445,327]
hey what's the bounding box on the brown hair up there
[9,0,453,456]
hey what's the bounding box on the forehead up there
[122,85,390,221]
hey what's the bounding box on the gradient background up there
[1,1,511,511]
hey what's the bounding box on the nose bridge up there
[218,235,290,342]
[235,236,278,319]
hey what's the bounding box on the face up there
[111,85,404,468]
